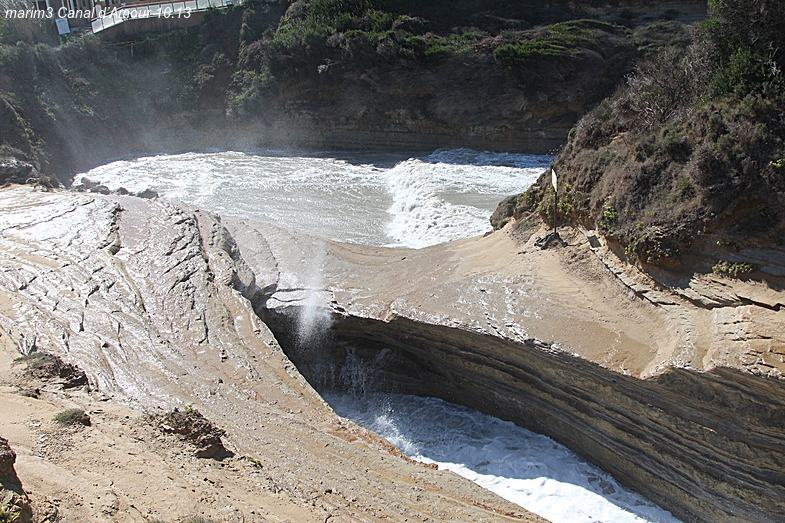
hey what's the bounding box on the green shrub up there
[0,504,20,523]
[308,0,383,25]
[712,260,756,277]
[698,0,785,99]
[369,10,395,33]
[54,408,90,426]
[494,20,620,69]
[540,0,785,266]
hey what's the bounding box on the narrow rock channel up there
[226,216,785,523]
[1,187,783,523]
[260,305,785,523]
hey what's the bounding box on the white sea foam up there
[383,150,547,247]
[79,149,550,248]
[325,392,683,523]
[82,149,684,521]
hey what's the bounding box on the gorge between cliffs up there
[2,0,785,521]
[0,151,783,523]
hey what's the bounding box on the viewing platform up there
[91,0,241,36]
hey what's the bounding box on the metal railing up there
[91,0,241,33]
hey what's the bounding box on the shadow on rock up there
[153,408,233,460]
[0,437,32,523]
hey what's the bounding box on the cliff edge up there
[0,186,542,523]
[225,214,785,523]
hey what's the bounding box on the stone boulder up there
[0,437,31,523]
[155,408,230,459]
[16,352,89,390]
[0,157,44,187]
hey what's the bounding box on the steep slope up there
[0,185,543,523]
[492,0,785,276]
[0,1,706,182]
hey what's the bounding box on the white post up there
[551,168,557,235]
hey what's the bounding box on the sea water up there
[326,392,682,523]
[79,148,551,248]
[81,148,682,522]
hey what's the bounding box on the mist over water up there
[326,392,682,523]
[80,148,551,248]
[296,239,333,347]
[82,147,681,522]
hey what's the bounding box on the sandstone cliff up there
[0,185,543,522]
[225,216,785,523]
[1,185,783,522]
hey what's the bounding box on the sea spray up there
[339,347,393,397]
[80,149,550,249]
[296,242,331,347]
[289,241,338,389]
[325,392,683,523]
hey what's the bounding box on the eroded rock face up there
[0,186,542,523]
[318,315,785,523]
[2,185,783,523]
[225,218,785,523]
[0,437,31,523]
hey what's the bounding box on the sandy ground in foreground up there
[0,334,330,523]
[2,185,784,522]
[0,186,546,523]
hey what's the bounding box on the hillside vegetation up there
[0,0,704,182]
[495,0,784,270]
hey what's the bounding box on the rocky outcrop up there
[225,218,785,523]
[0,437,31,523]
[155,407,230,459]
[14,352,89,390]
[0,157,55,188]
[0,186,542,523]
[2,185,782,522]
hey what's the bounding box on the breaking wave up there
[80,148,550,248]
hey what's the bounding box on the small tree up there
[697,0,785,97]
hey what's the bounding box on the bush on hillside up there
[0,0,58,45]
[503,0,785,266]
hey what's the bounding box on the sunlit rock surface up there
[225,217,785,523]
[1,186,783,523]
[0,186,543,523]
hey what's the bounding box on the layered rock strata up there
[1,185,783,522]
[224,219,785,523]
[0,186,541,523]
